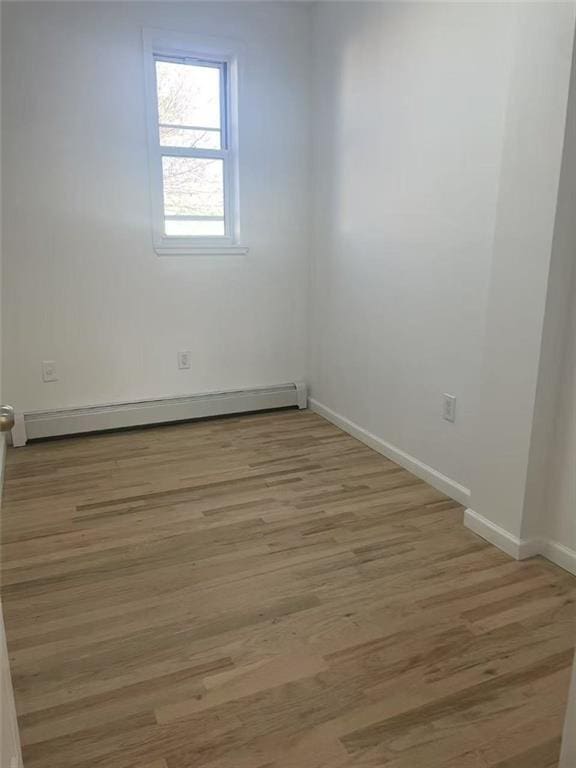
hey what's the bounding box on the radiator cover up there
[14,382,307,445]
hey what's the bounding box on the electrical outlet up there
[177,350,191,370]
[442,393,456,423]
[41,360,58,382]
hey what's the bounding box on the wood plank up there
[1,410,574,767]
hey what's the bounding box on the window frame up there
[143,29,246,256]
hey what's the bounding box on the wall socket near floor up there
[177,350,191,370]
[442,393,457,422]
[41,360,58,382]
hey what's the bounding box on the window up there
[144,30,245,255]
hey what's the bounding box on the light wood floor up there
[1,409,575,768]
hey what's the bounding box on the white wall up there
[1,1,311,413]
[471,3,576,541]
[524,36,576,549]
[543,225,576,552]
[309,2,517,492]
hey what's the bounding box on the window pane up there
[159,125,220,150]
[165,219,225,237]
[156,60,221,138]
[162,156,224,218]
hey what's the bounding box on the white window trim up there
[143,28,247,257]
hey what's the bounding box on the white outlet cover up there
[442,393,456,423]
[42,360,58,382]
[178,351,191,370]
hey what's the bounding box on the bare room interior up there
[1,1,576,766]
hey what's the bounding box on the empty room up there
[1,1,576,766]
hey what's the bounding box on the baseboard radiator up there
[13,382,307,445]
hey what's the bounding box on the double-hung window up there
[144,31,244,255]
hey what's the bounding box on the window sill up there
[155,245,249,257]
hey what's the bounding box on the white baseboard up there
[10,413,27,448]
[516,537,544,561]
[309,398,470,506]
[463,508,532,559]
[540,539,576,576]
[309,399,576,575]
[464,508,576,576]
[17,382,308,443]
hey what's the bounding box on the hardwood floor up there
[1,409,575,768]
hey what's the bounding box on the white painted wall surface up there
[544,270,576,552]
[542,41,576,557]
[471,3,576,540]
[1,1,311,413]
[524,38,576,549]
[309,2,517,491]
